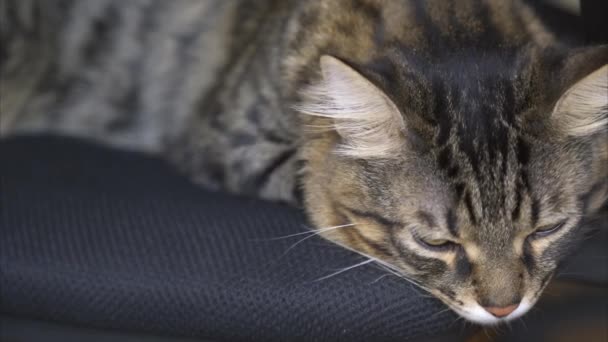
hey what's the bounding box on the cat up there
[1,0,607,325]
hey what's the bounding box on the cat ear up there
[297,55,405,158]
[552,62,608,137]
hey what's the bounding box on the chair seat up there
[0,135,460,342]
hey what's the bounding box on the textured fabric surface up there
[0,135,461,342]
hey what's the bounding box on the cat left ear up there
[296,55,405,158]
[552,62,608,137]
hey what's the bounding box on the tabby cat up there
[2,0,607,325]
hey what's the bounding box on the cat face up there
[298,50,608,325]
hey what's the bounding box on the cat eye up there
[414,234,457,251]
[531,220,567,238]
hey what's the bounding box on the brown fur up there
[293,0,608,323]
[2,0,607,324]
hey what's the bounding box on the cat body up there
[2,0,303,201]
[2,0,607,324]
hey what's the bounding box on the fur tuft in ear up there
[295,55,405,158]
[553,65,608,136]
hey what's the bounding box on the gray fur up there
[2,0,607,324]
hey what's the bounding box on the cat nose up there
[483,303,519,318]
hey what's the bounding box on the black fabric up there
[0,136,462,342]
[1,315,211,342]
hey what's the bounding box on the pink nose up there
[484,304,519,318]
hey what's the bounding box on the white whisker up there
[428,307,454,320]
[263,223,434,298]
[261,223,356,241]
[278,224,358,256]
[327,239,432,294]
[407,283,434,299]
[368,273,393,285]
[314,259,375,282]
[448,315,465,329]
[374,261,431,293]
[518,316,529,331]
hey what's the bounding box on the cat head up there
[296,46,608,325]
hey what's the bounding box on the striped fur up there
[2,0,607,325]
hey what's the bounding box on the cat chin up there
[454,299,533,326]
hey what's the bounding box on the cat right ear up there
[296,55,406,159]
[551,47,608,137]
[551,64,608,136]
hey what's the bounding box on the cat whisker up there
[328,239,433,294]
[368,273,393,285]
[517,316,529,331]
[455,316,469,335]
[278,224,358,257]
[261,223,356,241]
[408,284,434,299]
[428,307,453,320]
[314,259,375,282]
[374,263,432,293]
[266,223,433,295]
[449,315,465,329]
[483,327,495,340]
